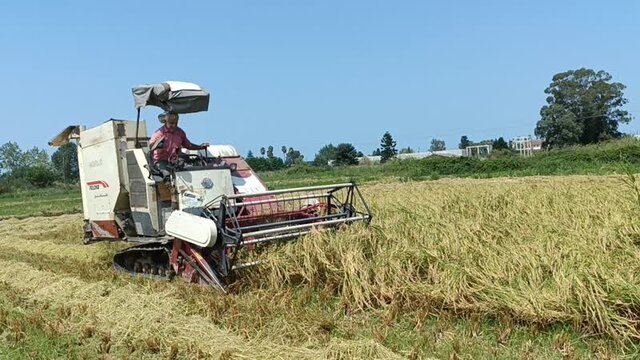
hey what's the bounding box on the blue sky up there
[1,1,638,159]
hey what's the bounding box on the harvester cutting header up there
[50,81,372,292]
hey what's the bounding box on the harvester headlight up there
[201,177,214,189]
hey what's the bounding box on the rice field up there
[0,187,81,219]
[0,175,639,358]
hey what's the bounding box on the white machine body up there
[165,210,218,247]
[77,120,146,221]
[174,168,235,209]
[53,119,243,241]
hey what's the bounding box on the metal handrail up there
[224,183,354,199]
[241,215,369,238]
[227,193,329,207]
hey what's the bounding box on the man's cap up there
[158,112,179,123]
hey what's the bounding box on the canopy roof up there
[132,81,210,114]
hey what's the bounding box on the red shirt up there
[149,126,191,161]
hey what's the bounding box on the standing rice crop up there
[257,175,640,344]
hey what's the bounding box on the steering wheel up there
[174,152,206,167]
[167,152,187,170]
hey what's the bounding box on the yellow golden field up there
[0,175,639,358]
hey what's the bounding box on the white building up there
[510,136,543,156]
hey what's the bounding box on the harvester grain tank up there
[50,81,372,292]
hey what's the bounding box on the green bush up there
[3,166,59,190]
[280,163,327,175]
[479,156,526,173]
[246,157,286,172]
[23,166,59,187]
[0,178,14,194]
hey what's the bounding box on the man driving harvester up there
[149,111,209,175]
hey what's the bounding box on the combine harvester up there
[50,82,372,292]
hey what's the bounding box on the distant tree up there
[356,151,364,157]
[429,139,446,152]
[245,157,262,170]
[0,142,51,175]
[267,156,285,170]
[399,147,414,154]
[459,136,471,149]
[535,105,582,148]
[313,144,337,166]
[379,131,397,163]
[246,156,285,172]
[371,148,381,156]
[281,146,287,157]
[22,147,49,168]
[51,142,79,183]
[333,143,359,166]
[284,147,304,166]
[246,150,255,159]
[474,139,494,146]
[260,147,266,156]
[267,146,274,158]
[535,68,632,149]
[492,137,509,150]
[0,142,24,173]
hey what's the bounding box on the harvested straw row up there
[0,214,82,245]
[0,236,109,263]
[0,259,402,359]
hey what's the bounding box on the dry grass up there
[0,174,638,358]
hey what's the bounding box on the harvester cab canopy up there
[131,81,210,147]
[52,81,210,147]
[132,81,210,114]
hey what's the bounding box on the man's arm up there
[184,142,209,151]
[180,129,209,150]
[149,130,163,149]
